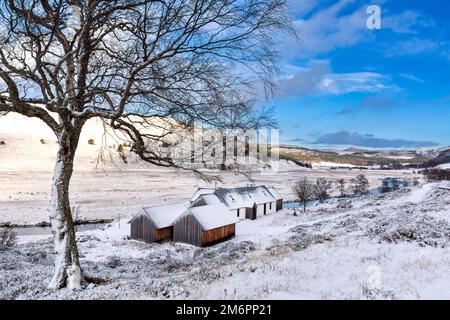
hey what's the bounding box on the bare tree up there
[314,178,331,203]
[293,177,314,213]
[352,174,369,194]
[337,178,346,198]
[0,0,293,290]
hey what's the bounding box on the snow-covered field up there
[0,167,412,225]
[2,183,450,300]
[0,113,414,225]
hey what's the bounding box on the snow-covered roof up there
[191,186,278,210]
[213,186,276,209]
[190,188,215,202]
[130,202,188,229]
[187,204,239,231]
[267,187,282,200]
[191,193,223,207]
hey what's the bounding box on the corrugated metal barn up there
[129,203,187,243]
[173,204,239,247]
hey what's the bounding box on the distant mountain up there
[278,144,435,168]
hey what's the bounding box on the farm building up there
[191,186,282,220]
[173,204,239,246]
[190,193,223,207]
[129,202,187,243]
[267,187,283,210]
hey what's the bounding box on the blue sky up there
[271,0,450,149]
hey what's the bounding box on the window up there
[237,209,240,217]
[270,202,272,210]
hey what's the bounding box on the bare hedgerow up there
[0,228,17,251]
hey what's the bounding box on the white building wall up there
[268,201,276,214]
[255,204,263,217]
[255,202,277,217]
[235,208,247,220]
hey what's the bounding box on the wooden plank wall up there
[202,224,235,246]
[130,215,157,242]
[173,214,203,246]
[155,227,173,241]
[276,199,283,211]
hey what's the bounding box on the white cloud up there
[280,1,433,58]
[288,0,319,16]
[276,60,392,97]
[384,38,440,57]
[398,73,425,84]
[383,10,434,34]
[293,0,368,57]
[319,72,390,94]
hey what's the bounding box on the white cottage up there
[191,186,282,220]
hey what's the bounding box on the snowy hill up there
[0,114,140,171]
[0,114,193,172]
[428,149,450,168]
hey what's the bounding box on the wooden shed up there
[173,204,239,247]
[129,202,187,243]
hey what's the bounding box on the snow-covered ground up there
[2,183,450,300]
[0,167,413,225]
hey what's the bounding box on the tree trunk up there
[303,201,307,213]
[47,126,85,290]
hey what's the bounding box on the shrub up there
[314,178,332,202]
[40,139,46,144]
[0,228,17,251]
[0,140,5,145]
[392,178,400,191]
[88,139,95,145]
[422,168,450,181]
[105,256,122,269]
[337,179,346,197]
[379,179,391,193]
[352,174,369,194]
[117,144,124,152]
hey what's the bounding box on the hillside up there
[0,114,186,172]
[279,144,433,168]
[423,149,450,168]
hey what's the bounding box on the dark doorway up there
[246,203,257,220]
